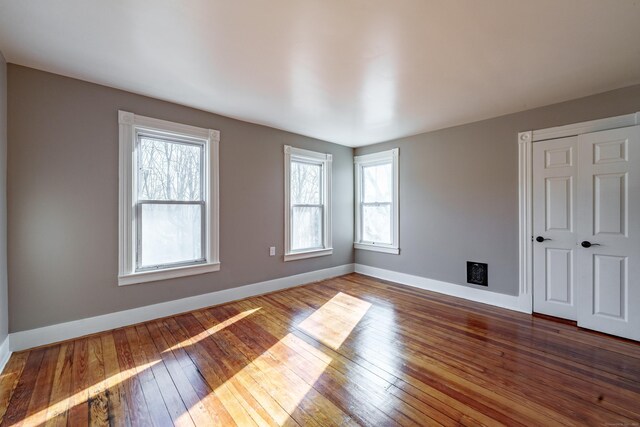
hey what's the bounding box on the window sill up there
[354,243,400,255]
[284,248,333,262]
[118,261,221,286]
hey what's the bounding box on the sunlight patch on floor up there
[162,307,261,354]
[211,332,331,425]
[297,292,372,350]
[206,293,371,425]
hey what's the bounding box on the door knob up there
[535,236,551,242]
[581,241,601,248]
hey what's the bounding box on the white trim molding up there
[518,112,640,314]
[284,145,333,262]
[9,264,355,352]
[517,131,534,313]
[283,248,333,261]
[118,111,221,286]
[355,264,531,313]
[354,148,400,254]
[354,243,399,254]
[0,336,10,374]
[531,112,639,142]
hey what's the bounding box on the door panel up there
[593,254,626,319]
[594,173,626,236]
[533,137,577,320]
[545,248,572,304]
[546,177,573,231]
[577,125,640,341]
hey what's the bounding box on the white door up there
[576,126,640,341]
[533,137,578,320]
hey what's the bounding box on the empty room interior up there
[1,1,640,426]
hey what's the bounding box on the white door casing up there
[533,137,578,320]
[520,112,640,339]
[576,126,640,341]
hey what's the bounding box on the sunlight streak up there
[162,307,261,353]
[298,292,372,350]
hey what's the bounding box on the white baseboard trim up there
[354,264,532,314]
[0,335,10,374]
[9,263,355,352]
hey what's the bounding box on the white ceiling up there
[1,1,639,147]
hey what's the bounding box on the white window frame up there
[118,111,220,286]
[354,148,400,254]
[284,145,333,261]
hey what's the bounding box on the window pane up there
[140,204,202,268]
[291,161,322,205]
[138,136,202,201]
[291,206,322,250]
[362,204,391,244]
[363,163,392,203]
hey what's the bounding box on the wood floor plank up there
[43,342,75,427]
[124,326,174,427]
[101,333,131,427]
[144,321,218,426]
[1,348,46,427]
[151,319,236,426]
[0,351,29,424]
[112,328,153,427]
[87,336,109,427]
[161,316,257,426]
[67,339,90,427]
[134,323,195,427]
[1,273,639,426]
[22,345,60,425]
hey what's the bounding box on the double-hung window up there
[284,146,332,261]
[354,148,399,254]
[118,111,220,285]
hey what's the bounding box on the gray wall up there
[355,84,640,296]
[7,65,354,332]
[0,52,7,344]
[7,63,640,332]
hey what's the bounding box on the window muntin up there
[136,132,206,270]
[284,146,332,261]
[355,149,399,254]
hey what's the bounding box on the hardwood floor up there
[1,273,639,426]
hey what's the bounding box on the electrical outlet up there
[269,246,276,256]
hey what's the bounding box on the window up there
[284,146,332,261]
[118,111,220,285]
[354,148,399,254]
